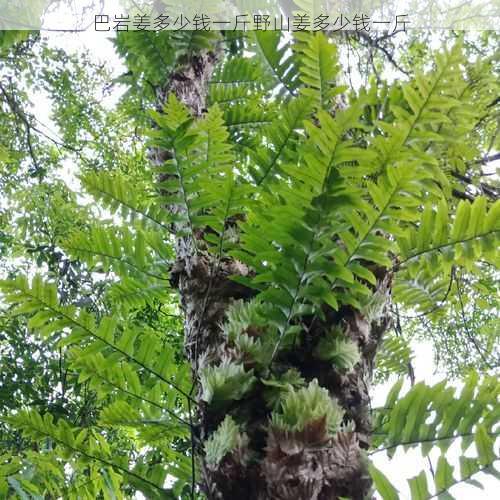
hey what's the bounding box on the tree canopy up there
[0,28,498,499]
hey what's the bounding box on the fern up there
[208,55,268,117]
[271,379,343,434]
[252,30,299,98]
[63,224,171,281]
[232,103,366,343]
[374,332,414,382]
[395,197,500,312]
[398,197,499,268]
[205,415,244,468]
[62,217,173,311]
[208,54,274,147]
[249,96,312,186]
[371,374,500,498]
[80,170,170,231]
[4,409,170,498]
[314,330,361,372]
[294,31,345,110]
[199,357,256,406]
[0,275,191,401]
[115,31,219,89]
[151,96,247,258]
[2,28,499,500]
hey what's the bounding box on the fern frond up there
[80,171,170,231]
[63,224,172,310]
[371,373,500,497]
[5,409,170,498]
[294,31,344,110]
[231,105,369,350]
[374,333,414,382]
[249,96,311,186]
[74,350,190,432]
[395,198,499,311]
[328,165,427,305]
[209,56,266,105]
[199,357,256,406]
[205,416,244,468]
[108,278,170,310]
[373,373,500,459]
[208,55,273,142]
[271,379,343,435]
[252,31,299,98]
[63,225,171,282]
[0,276,191,400]
[371,42,466,185]
[398,197,500,269]
[115,31,219,88]
[152,97,248,257]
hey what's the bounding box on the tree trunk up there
[153,46,392,500]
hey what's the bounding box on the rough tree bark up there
[151,44,393,500]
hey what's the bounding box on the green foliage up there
[374,333,414,382]
[248,96,312,186]
[64,224,169,278]
[313,328,361,371]
[80,170,170,231]
[115,31,220,90]
[395,198,499,313]
[408,269,499,377]
[208,55,271,136]
[1,274,186,388]
[62,223,172,309]
[374,373,499,456]
[252,31,299,98]
[3,409,128,499]
[232,104,370,349]
[222,299,276,366]
[271,379,343,434]
[149,96,250,257]
[0,31,30,52]
[0,273,192,497]
[261,368,306,410]
[369,463,400,500]
[200,357,256,406]
[205,415,244,468]
[294,31,345,109]
[371,373,500,498]
[1,27,499,499]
